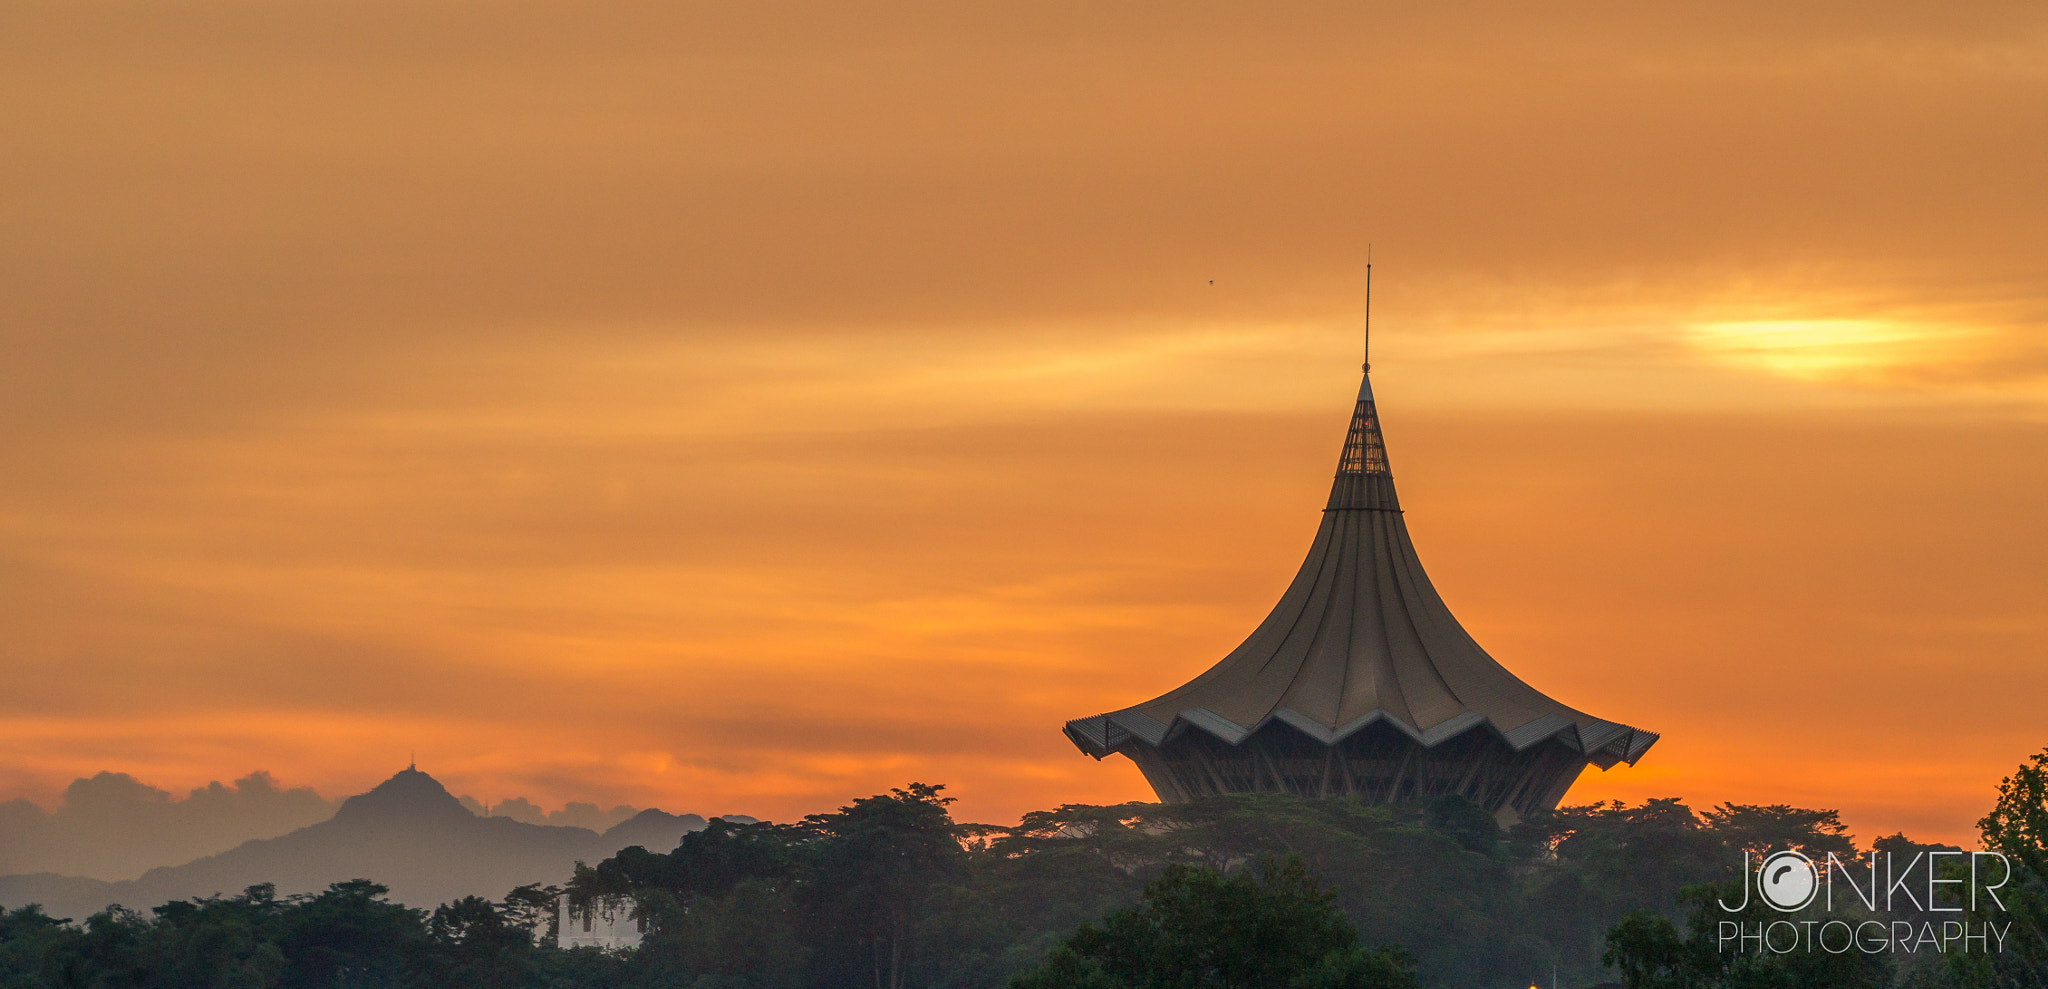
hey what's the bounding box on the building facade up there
[556,896,643,951]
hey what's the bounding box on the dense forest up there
[4,750,2046,989]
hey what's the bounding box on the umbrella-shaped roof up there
[1066,369,1658,770]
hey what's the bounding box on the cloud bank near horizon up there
[0,772,335,882]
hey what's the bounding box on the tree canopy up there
[1008,857,1417,989]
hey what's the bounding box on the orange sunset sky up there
[3,0,2045,848]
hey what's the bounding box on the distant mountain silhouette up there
[0,768,707,921]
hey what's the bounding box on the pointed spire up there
[1327,370,1400,511]
[1336,373,1390,477]
[1329,252,1397,517]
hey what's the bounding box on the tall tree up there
[425,896,529,989]
[1951,747,2048,987]
[800,783,966,989]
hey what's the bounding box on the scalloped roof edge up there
[1064,705,1659,769]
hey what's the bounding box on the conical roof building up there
[1065,365,1657,819]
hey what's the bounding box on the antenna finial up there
[1362,245,1373,373]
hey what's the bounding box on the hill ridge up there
[0,768,708,920]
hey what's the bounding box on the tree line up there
[3,752,2046,988]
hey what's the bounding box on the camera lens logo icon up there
[1758,850,1819,911]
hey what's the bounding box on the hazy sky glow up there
[3,0,2045,847]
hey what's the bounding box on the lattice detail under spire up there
[1338,400,1390,475]
[1326,383,1400,512]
